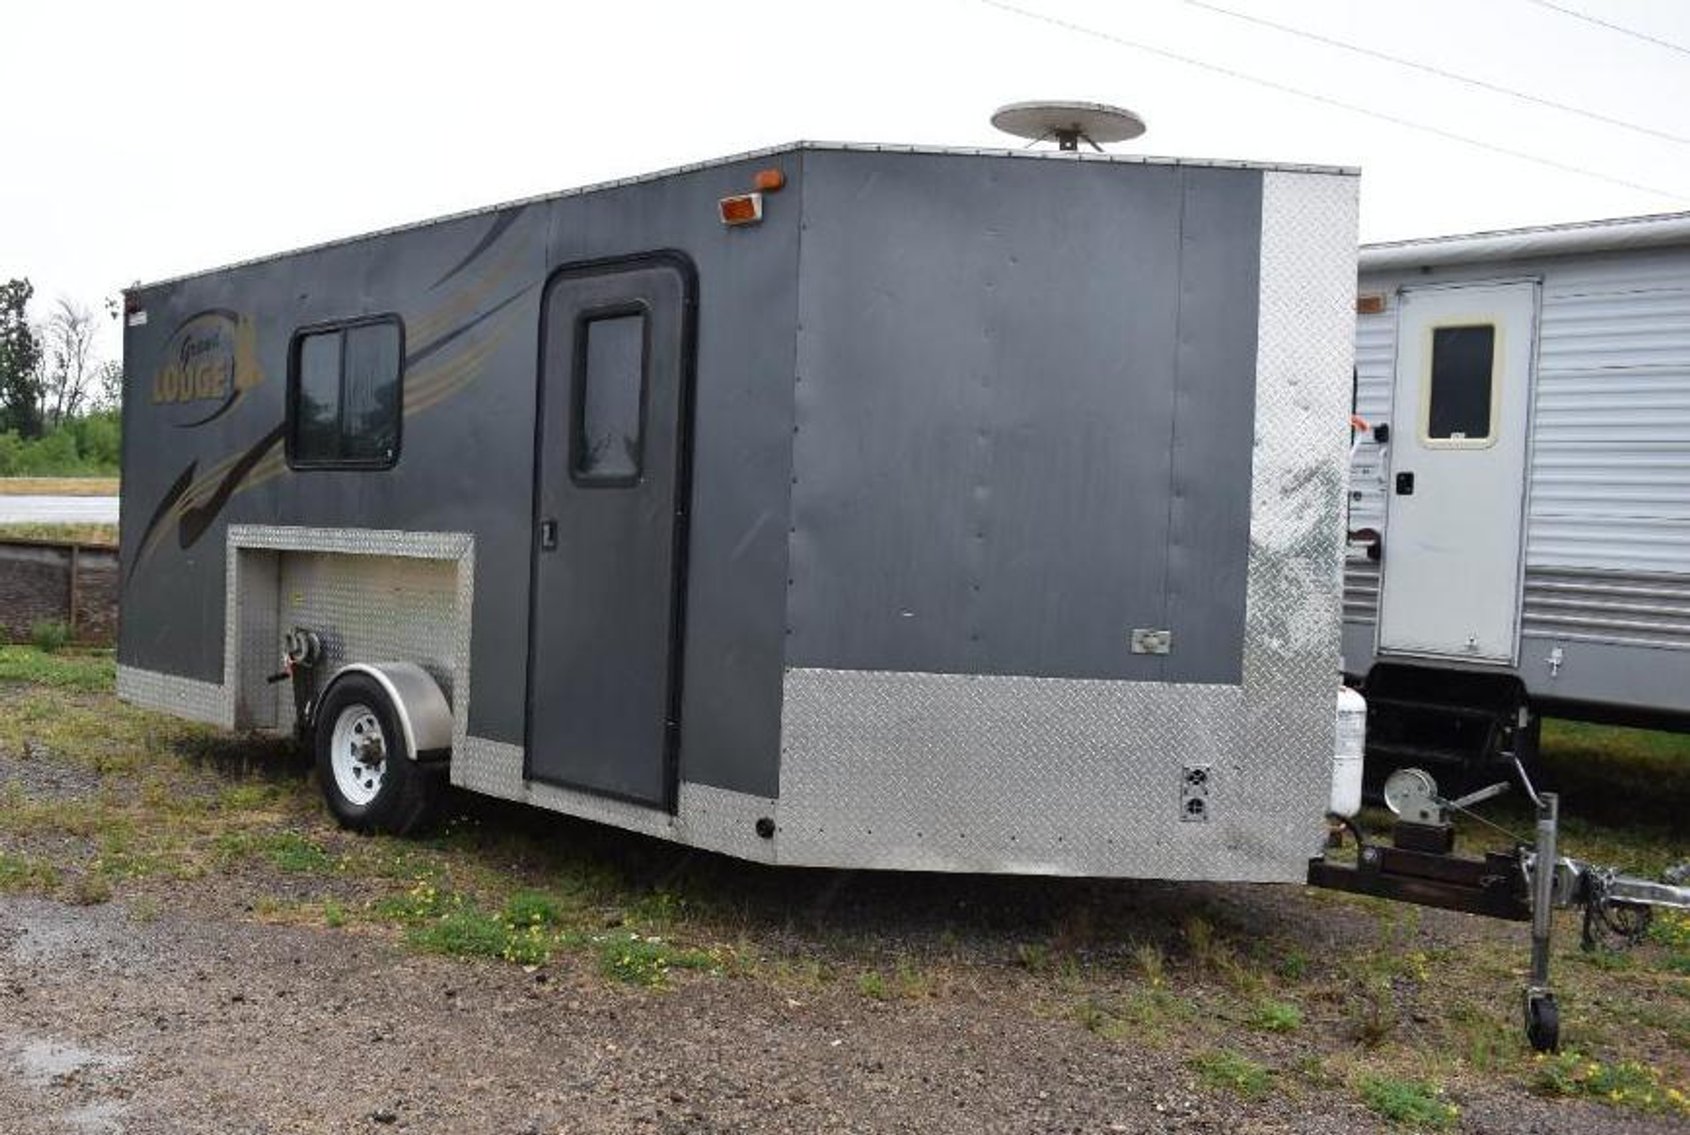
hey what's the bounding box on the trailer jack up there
[1308,757,1690,1053]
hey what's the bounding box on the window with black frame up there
[288,317,403,468]
[572,309,649,485]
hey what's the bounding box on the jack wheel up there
[1525,991,1559,1054]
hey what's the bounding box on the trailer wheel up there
[314,673,442,835]
[1525,991,1559,1054]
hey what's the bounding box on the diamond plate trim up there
[771,171,1359,881]
[777,670,1254,875]
[117,665,231,727]
[454,736,778,863]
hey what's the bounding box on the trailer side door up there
[1377,280,1537,663]
[527,254,695,807]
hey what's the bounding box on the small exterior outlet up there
[1180,764,1211,823]
[1131,628,1173,655]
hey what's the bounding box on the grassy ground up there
[0,521,118,546]
[0,646,1686,1126]
[0,477,119,496]
[1541,719,1690,832]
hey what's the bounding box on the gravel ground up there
[1,886,1681,1133]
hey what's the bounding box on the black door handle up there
[1395,472,1415,496]
[539,519,558,550]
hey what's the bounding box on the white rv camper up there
[1344,211,1690,785]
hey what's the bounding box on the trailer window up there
[573,310,647,483]
[288,317,403,469]
[1424,323,1496,444]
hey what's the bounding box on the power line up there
[976,0,1688,202]
[1185,0,1690,147]
[1521,0,1690,59]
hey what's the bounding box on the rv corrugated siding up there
[1530,281,1690,571]
[1347,250,1690,653]
[1342,309,1393,621]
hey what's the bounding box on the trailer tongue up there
[1309,758,1690,1054]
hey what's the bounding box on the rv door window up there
[1424,323,1496,445]
[573,310,647,483]
[288,317,403,469]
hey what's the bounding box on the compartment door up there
[527,256,694,807]
[1377,281,1536,663]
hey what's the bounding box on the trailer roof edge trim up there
[1361,210,1690,272]
[133,141,1357,291]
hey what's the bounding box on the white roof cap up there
[1361,210,1690,272]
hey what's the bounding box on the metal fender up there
[324,662,453,762]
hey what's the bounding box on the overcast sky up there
[5,0,1689,363]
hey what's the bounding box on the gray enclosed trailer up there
[118,142,1362,881]
[1344,212,1690,784]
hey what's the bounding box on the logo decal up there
[151,309,264,427]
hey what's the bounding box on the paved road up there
[0,496,119,525]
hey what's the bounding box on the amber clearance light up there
[718,192,764,227]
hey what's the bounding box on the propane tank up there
[1331,686,1367,818]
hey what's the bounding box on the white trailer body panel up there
[1348,216,1690,722]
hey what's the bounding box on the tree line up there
[0,278,121,476]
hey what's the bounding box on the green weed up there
[503,890,566,928]
[1357,1074,1458,1127]
[597,933,714,987]
[30,620,69,654]
[1251,998,1302,1033]
[217,830,334,874]
[409,907,511,959]
[857,970,889,1000]
[1191,1049,1271,1099]
[1015,942,1050,973]
[0,851,59,893]
[1534,1051,1688,1114]
[0,646,114,691]
[71,873,113,905]
[1133,940,1166,987]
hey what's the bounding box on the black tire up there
[314,672,443,835]
[1525,992,1560,1054]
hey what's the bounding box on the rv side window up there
[1424,323,1496,444]
[288,317,403,469]
[572,310,647,484]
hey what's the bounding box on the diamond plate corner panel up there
[1244,170,1359,842]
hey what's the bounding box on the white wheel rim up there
[330,704,388,807]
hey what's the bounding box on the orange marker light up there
[1356,293,1387,315]
[753,168,787,192]
[718,192,764,227]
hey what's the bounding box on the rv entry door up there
[1377,280,1537,664]
[527,255,695,807]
